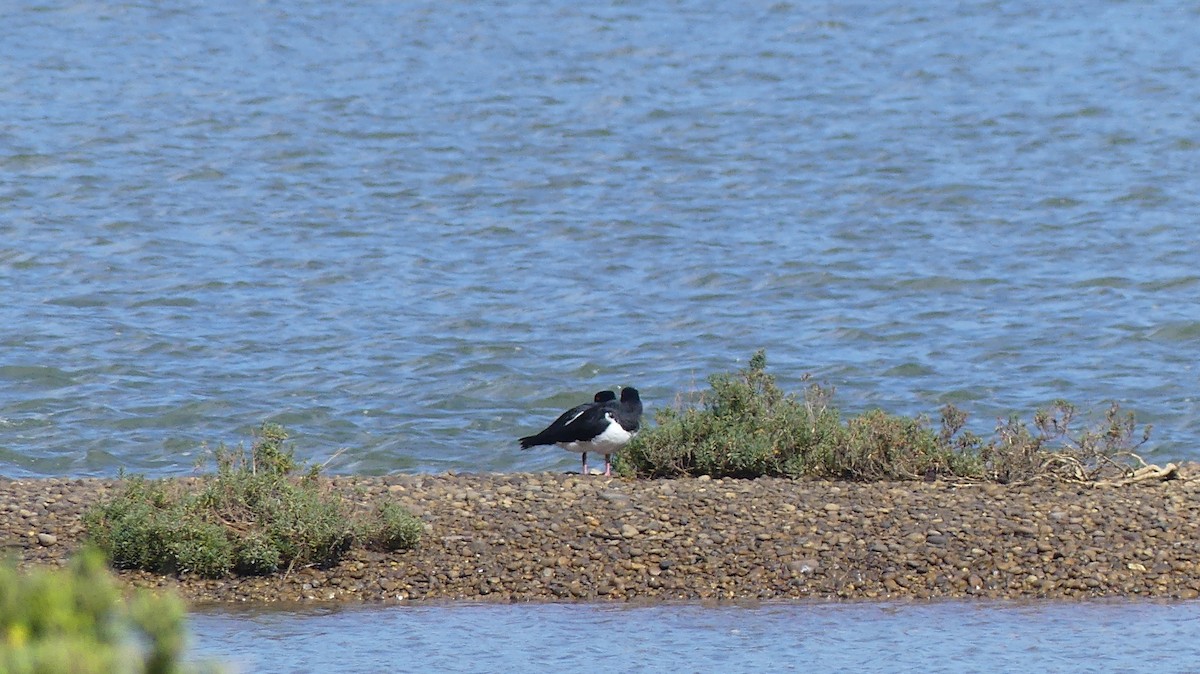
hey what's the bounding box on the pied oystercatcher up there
[519,387,642,476]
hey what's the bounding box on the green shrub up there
[618,351,847,478]
[167,519,235,578]
[82,476,175,572]
[0,548,216,674]
[361,502,424,551]
[831,409,982,480]
[85,423,419,578]
[243,421,298,475]
[618,351,1151,483]
[232,531,281,576]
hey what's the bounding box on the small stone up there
[600,491,631,505]
[621,524,640,538]
[1011,524,1038,537]
[36,533,57,546]
[787,559,820,575]
[823,503,840,512]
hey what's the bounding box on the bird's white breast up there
[556,413,632,454]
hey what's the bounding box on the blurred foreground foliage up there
[0,549,216,674]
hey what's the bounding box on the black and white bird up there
[519,387,643,476]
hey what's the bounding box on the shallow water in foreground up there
[188,600,1200,673]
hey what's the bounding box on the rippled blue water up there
[3,0,1200,477]
[188,601,1200,673]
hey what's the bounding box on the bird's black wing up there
[519,402,610,448]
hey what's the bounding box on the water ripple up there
[2,0,1199,476]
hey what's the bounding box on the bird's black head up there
[617,387,643,433]
[593,390,617,403]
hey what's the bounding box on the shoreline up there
[4,470,1200,604]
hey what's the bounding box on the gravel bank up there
[4,471,1200,603]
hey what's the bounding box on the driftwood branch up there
[1092,462,1179,487]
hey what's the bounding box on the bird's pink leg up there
[603,455,612,477]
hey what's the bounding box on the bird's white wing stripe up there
[564,408,590,426]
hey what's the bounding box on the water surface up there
[188,600,1200,673]
[2,0,1199,476]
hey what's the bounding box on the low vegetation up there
[0,548,214,674]
[84,424,422,579]
[617,351,1154,482]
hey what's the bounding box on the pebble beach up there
[4,470,1200,603]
